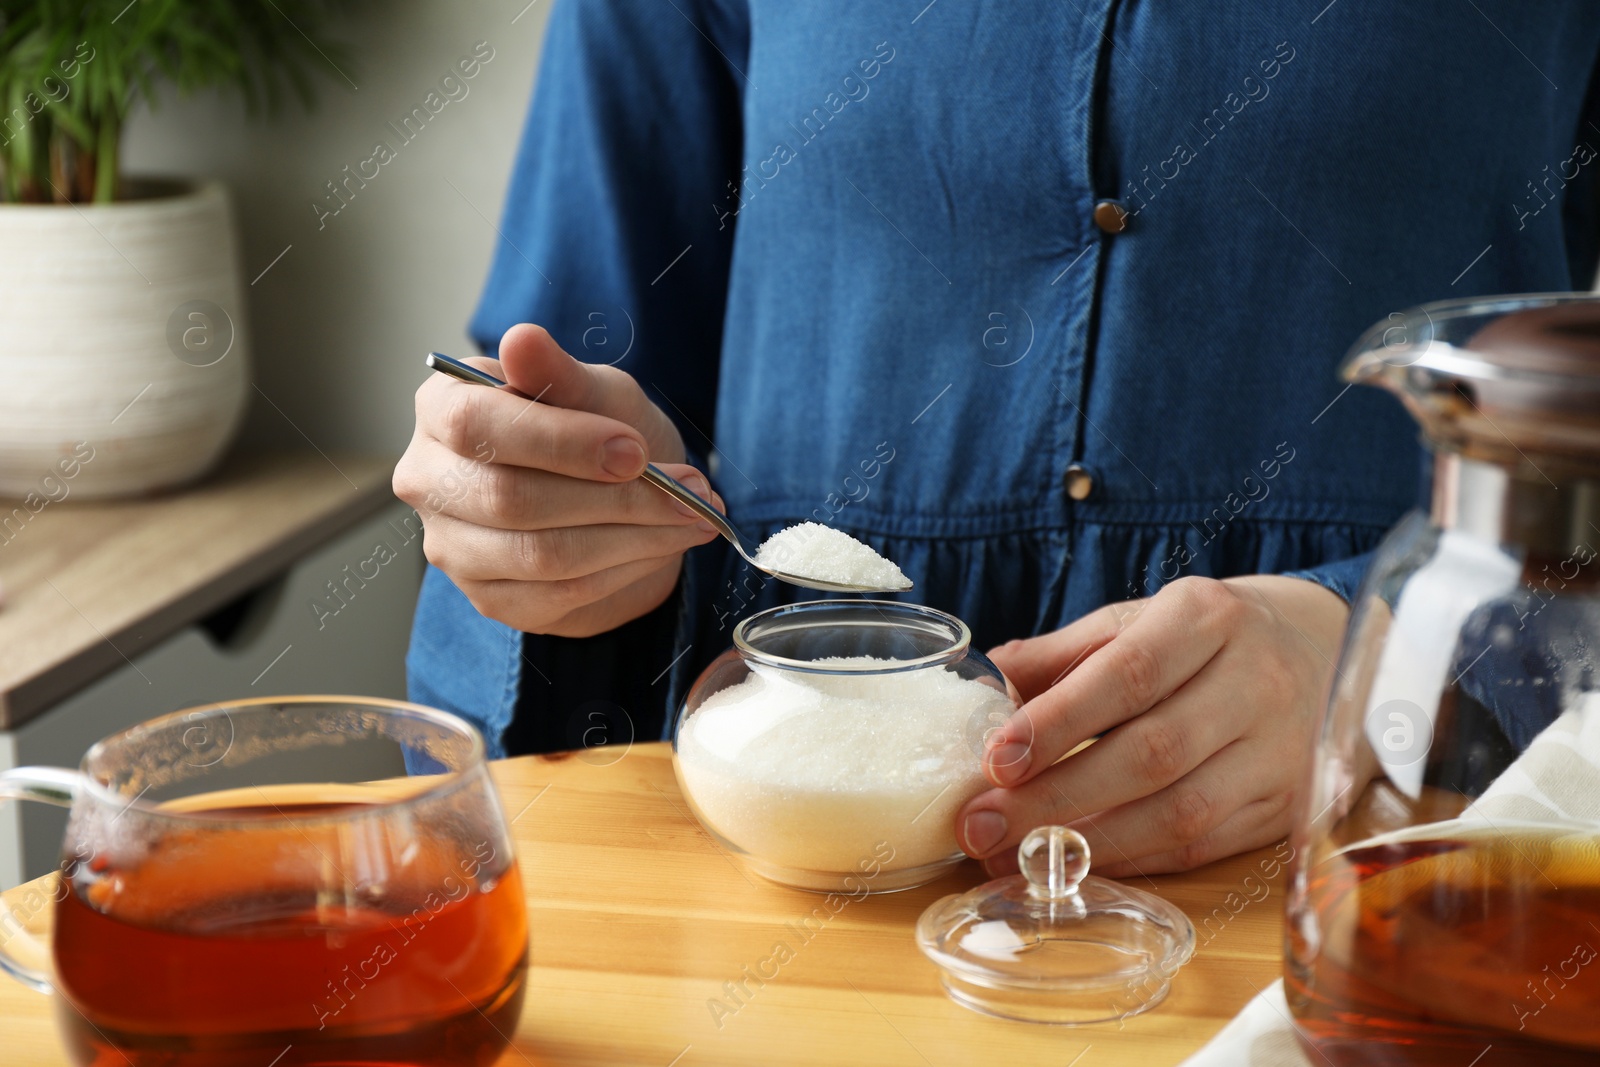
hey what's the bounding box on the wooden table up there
[0,744,1284,1066]
[0,450,397,727]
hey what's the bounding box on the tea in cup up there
[0,696,528,1067]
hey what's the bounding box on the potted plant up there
[0,1,351,498]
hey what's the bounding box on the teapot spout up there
[1341,293,1600,474]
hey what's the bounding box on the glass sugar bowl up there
[672,600,1020,893]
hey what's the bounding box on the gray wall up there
[121,0,552,455]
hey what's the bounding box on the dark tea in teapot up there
[1285,296,1600,1067]
[1288,826,1600,1066]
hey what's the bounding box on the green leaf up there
[0,0,359,202]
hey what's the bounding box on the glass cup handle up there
[0,767,82,993]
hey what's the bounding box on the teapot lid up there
[915,827,1196,1025]
[1467,299,1600,376]
[1344,293,1600,471]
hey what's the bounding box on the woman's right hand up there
[393,323,723,637]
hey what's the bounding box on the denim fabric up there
[407,566,522,756]
[409,0,1600,752]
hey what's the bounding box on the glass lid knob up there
[1019,825,1089,900]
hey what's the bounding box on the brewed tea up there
[1287,827,1600,1066]
[52,800,528,1067]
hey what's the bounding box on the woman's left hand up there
[959,575,1348,877]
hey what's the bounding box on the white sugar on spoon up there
[422,352,911,594]
[754,522,912,592]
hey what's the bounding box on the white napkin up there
[1178,692,1600,1067]
[1177,979,1310,1067]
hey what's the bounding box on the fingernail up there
[669,475,711,519]
[602,437,645,477]
[962,810,1007,857]
[986,740,1031,786]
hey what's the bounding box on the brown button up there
[1093,200,1128,234]
[1063,463,1095,501]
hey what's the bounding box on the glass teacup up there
[0,696,527,1067]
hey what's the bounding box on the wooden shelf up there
[0,451,398,727]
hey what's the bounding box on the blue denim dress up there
[409,0,1600,755]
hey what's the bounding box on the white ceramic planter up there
[0,180,250,498]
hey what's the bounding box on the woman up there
[394,0,1600,874]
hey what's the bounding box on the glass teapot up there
[1285,294,1600,1066]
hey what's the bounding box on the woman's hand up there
[959,575,1348,876]
[393,323,722,637]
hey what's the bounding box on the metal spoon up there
[424,352,910,594]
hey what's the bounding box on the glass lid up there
[1342,293,1600,472]
[916,827,1196,1025]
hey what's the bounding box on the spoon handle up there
[638,465,745,548]
[423,352,748,553]
[425,351,524,392]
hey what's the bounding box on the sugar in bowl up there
[672,600,1019,893]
